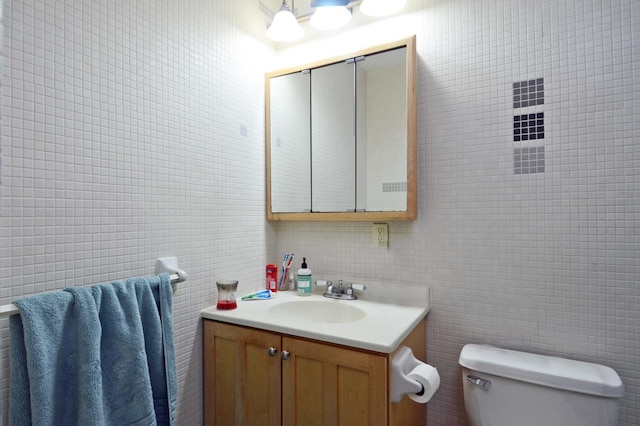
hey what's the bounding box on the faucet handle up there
[350,283,367,292]
[316,280,334,294]
[345,283,367,296]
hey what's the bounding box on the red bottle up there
[266,264,278,292]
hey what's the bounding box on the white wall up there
[275,0,640,425]
[0,0,275,424]
[1,0,639,425]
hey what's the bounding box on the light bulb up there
[310,6,352,31]
[267,1,304,42]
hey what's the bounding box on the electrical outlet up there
[373,223,389,248]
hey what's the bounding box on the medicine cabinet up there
[266,36,417,221]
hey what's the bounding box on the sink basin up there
[269,300,367,324]
[202,290,430,352]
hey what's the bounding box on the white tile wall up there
[1,0,638,425]
[276,0,639,425]
[0,0,275,424]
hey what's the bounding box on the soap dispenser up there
[297,257,312,297]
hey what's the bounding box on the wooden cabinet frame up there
[266,35,417,221]
[204,319,427,425]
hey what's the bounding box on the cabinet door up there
[311,60,356,212]
[204,321,282,426]
[281,337,387,426]
[269,70,311,213]
[266,35,418,221]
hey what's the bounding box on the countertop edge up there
[201,301,429,354]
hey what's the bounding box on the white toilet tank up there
[459,344,624,426]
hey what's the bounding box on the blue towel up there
[10,273,177,426]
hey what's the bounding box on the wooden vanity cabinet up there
[203,319,426,426]
[203,321,282,425]
[281,336,387,426]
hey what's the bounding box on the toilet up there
[458,344,624,426]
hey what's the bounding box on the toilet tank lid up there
[459,344,624,398]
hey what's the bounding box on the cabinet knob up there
[281,350,290,360]
[267,347,278,357]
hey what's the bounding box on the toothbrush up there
[284,254,295,282]
[278,253,295,290]
[278,253,289,290]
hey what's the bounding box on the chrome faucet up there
[320,280,366,300]
[325,280,337,294]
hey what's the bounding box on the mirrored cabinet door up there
[356,47,407,212]
[266,36,416,221]
[311,61,356,212]
[269,71,311,213]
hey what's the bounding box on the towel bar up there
[0,272,185,318]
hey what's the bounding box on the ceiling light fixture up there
[267,0,305,42]
[359,0,407,17]
[309,0,352,31]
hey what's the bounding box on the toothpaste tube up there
[241,289,273,301]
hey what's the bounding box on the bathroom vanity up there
[202,291,429,426]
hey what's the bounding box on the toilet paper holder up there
[391,346,431,403]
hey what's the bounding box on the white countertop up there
[201,288,429,353]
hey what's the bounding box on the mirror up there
[269,71,311,213]
[357,48,408,212]
[311,59,356,212]
[266,36,416,221]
